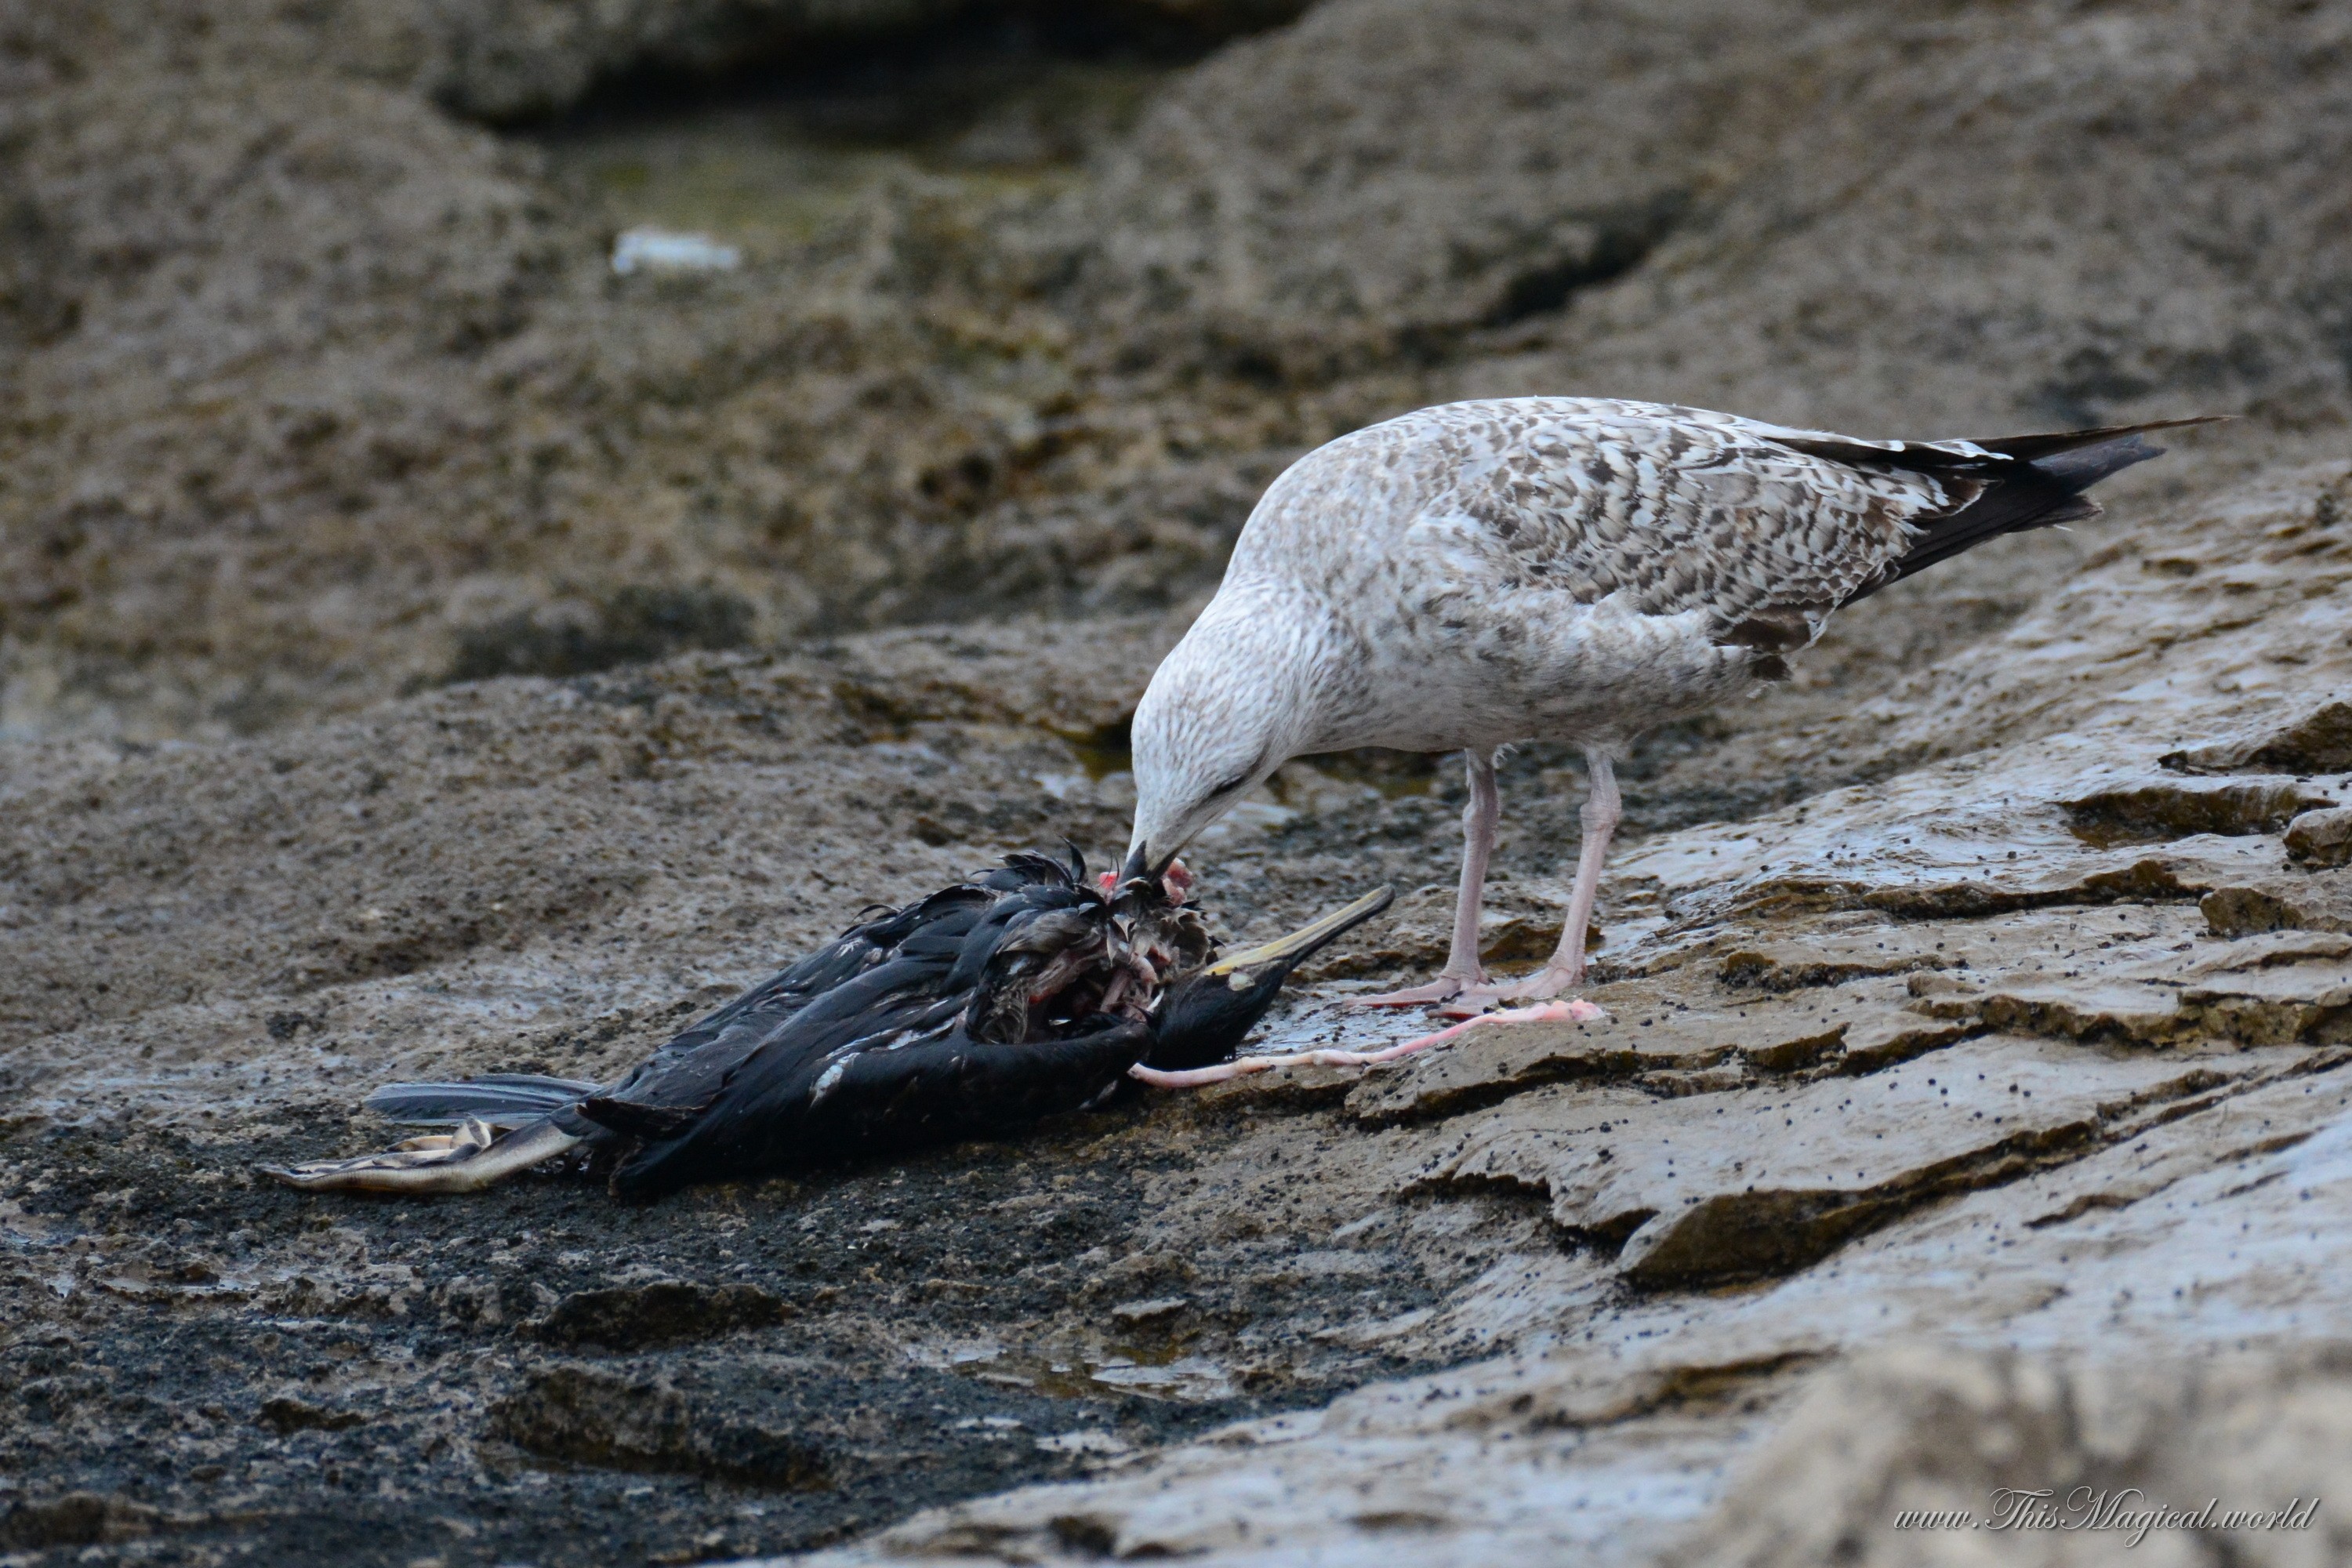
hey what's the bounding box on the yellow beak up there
[1203,887,1395,975]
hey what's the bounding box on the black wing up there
[604,1008,1150,1200]
[561,848,1091,1130]
[556,883,996,1131]
[1826,418,2220,603]
[592,855,1155,1199]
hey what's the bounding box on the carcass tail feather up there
[364,1073,599,1126]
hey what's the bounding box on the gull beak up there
[1119,843,1162,887]
[1115,844,1195,910]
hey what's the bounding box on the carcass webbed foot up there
[256,1119,583,1195]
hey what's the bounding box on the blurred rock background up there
[6,5,2352,1566]
[3,0,2344,740]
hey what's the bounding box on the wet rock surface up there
[9,459,2352,1564]
[529,1281,797,1352]
[1418,1033,2300,1285]
[1675,1343,2352,1567]
[7,2,2352,1566]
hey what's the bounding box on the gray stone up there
[1415,1036,2278,1286]
[2163,702,2352,778]
[1667,1344,2352,1568]
[2287,807,2352,867]
[528,1281,797,1351]
[2062,776,2337,848]
[489,1363,832,1486]
[2204,871,2352,938]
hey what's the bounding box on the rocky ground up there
[9,444,2352,1566]
[6,2,2352,1566]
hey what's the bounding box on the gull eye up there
[1207,771,1251,800]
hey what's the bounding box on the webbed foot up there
[257,1119,583,1195]
[1435,964,1588,1018]
[1345,971,1484,1009]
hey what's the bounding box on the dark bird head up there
[1144,886,1394,1072]
[1109,859,1214,982]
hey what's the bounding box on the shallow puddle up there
[528,47,1173,258]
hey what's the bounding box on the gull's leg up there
[256,1118,583,1195]
[1129,998,1609,1087]
[1470,748,1619,1008]
[1442,750,1619,1014]
[1350,750,1498,1008]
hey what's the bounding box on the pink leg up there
[1351,750,1499,1008]
[1475,750,1619,1007]
[1128,999,1610,1089]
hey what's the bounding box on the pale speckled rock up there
[2063,775,2339,848]
[2162,702,2352,779]
[1959,941,2352,1048]
[1341,978,1954,1128]
[1668,1343,2352,1568]
[804,1054,2352,1567]
[2203,870,2352,938]
[2285,807,2352,868]
[1414,1035,2286,1285]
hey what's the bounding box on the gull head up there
[1123,590,1322,884]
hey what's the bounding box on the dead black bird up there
[259,849,1391,1200]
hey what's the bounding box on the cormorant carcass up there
[260,849,1390,1200]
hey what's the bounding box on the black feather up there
[315,846,1373,1202]
[365,1073,599,1126]
[575,1097,703,1138]
[1830,418,2224,604]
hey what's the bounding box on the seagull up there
[260,849,1392,1199]
[1124,397,2213,1025]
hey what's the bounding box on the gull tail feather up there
[1836,416,2227,603]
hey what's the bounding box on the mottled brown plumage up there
[1127,397,2215,1014]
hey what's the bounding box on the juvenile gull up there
[1124,396,2213,1048]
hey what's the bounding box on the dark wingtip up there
[1979,413,2234,469]
[2031,434,2164,488]
[2024,418,2231,486]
